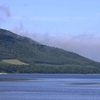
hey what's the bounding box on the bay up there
[0,74,100,100]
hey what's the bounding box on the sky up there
[0,0,100,62]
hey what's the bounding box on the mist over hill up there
[0,28,100,73]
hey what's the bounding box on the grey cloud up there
[0,5,11,24]
[11,23,24,35]
[0,6,10,17]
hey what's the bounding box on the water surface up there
[0,74,100,100]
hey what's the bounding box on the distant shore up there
[0,73,7,74]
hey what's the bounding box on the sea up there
[0,74,100,100]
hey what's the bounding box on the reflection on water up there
[0,74,100,100]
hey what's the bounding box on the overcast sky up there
[0,0,100,62]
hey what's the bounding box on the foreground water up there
[0,74,100,100]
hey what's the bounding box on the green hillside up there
[0,28,100,73]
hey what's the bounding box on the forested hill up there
[0,28,100,73]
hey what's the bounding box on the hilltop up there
[0,28,100,73]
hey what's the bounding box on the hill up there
[0,28,100,73]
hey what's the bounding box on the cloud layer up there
[31,33,100,62]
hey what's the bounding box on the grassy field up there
[2,59,29,65]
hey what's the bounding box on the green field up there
[2,59,29,65]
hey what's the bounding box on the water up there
[0,74,100,100]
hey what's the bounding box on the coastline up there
[0,73,7,74]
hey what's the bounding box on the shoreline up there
[0,73,7,74]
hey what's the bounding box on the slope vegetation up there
[0,28,100,73]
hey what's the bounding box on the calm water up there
[0,74,100,100]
